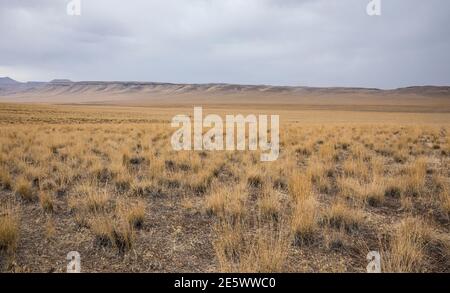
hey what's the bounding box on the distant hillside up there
[0,77,20,85]
[50,79,73,84]
[0,79,449,111]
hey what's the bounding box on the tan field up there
[0,98,449,272]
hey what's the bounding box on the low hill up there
[1,80,449,112]
[0,77,20,85]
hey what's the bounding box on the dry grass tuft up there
[384,217,433,272]
[338,176,385,206]
[288,169,320,244]
[89,215,134,252]
[323,228,348,252]
[258,187,281,220]
[15,176,34,201]
[71,184,110,213]
[0,168,12,190]
[205,184,246,220]
[112,220,134,252]
[240,228,290,273]
[247,173,263,189]
[308,160,332,194]
[214,219,289,273]
[89,215,115,247]
[0,206,19,253]
[291,196,318,245]
[402,157,428,197]
[214,219,245,271]
[289,172,312,202]
[114,169,133,193]
[45,218,56,240]
[324,201,364,233]
[116,199,146,229]
[342,159,370,182]
[439,183,450,216]
[39,191,55,212]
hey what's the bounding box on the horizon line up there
[1,76,450,91]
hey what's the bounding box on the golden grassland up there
[0,103,449,272]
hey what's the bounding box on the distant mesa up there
[50,79,73,84]
[0,76,449,110]
[0,77,21,85]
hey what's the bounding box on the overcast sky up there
[0,0,449,88]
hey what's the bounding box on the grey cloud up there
[0,0,449,88]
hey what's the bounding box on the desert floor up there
[0,103,449,272]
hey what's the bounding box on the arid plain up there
[0,82,449,272]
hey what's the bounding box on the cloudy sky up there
[0,0,449,88]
